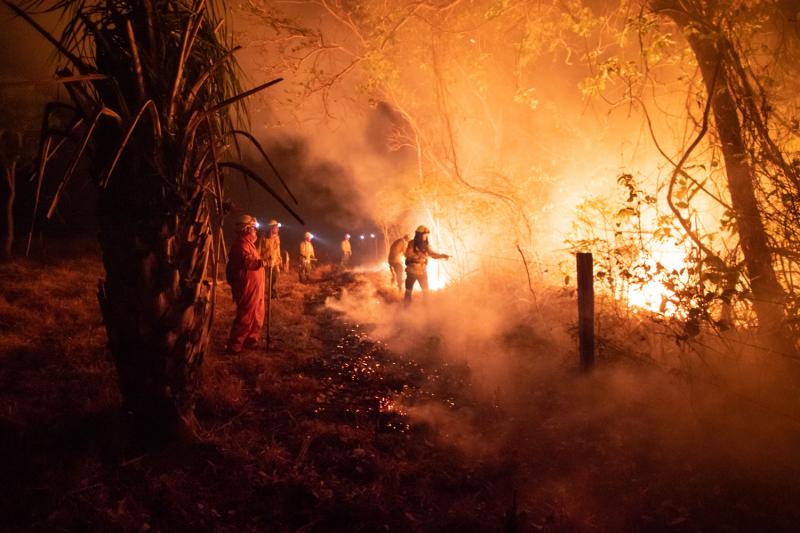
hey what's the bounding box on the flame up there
[623,244,688,316]
[428,261,451,291]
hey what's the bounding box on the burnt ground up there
[1,245,800,532]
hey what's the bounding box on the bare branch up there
[666,58,722,262]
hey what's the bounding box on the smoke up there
[325,271,569,455]
[0,11,61,81]
[324,270,800,526]
[235,6,800,510]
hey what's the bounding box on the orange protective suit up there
[227,231,265,352]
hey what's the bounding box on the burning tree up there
[577,0,800,351]
[247,0,800,355]
[6,0,301,437]
[244,0,554,279]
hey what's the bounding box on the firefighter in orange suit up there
[388,234,409,292]
[259,219,282,299]
[340,234,352,267]
[227,214,265,353]
[299,232,316,282]
[404,225,449,304]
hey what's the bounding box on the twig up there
[294,434,312,465]
[515,244,539,313]
[68,482,103,496]
[120,454,148,467]
[666,57,722,262]
[208,400,252,434]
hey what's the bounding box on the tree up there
[249,0,800,351]
[644,0,793,348]
[6,0,301,438]
[245,0,572,270]
[0,87,45,260]
[0,129,22,259]
[572,0,799,349]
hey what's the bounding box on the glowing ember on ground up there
[378,396,407,416]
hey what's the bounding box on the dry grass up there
[1,244,800,532]
[0,246,116,428]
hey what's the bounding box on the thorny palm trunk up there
[95,147,214,435]
[653,1,788,348]
[89,56,214,434]
[11,0,296,438]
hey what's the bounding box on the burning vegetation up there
[2,0,800,531]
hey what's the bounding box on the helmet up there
[304,232,312,239]
[267,219,279,227]
[236,214,256,228]
[345,233,350,239]
[415,225,430,234]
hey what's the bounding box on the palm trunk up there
[96,161,214,438]
[12,1,292,441]
[1,131,21,260]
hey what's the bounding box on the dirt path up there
[199,265,518,531]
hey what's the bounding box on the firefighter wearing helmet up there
[226,214,265,353]
[404,225,449,303]
[258,219,282,299]
[340,233,352,267]
[388,234,410,292]
[299,232,316,283]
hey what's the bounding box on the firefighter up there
[404,225,449,304]
[299,232,316,283]
[340,233,352,267]
[388,234,410,292]
[226,214,265,353]
[259,219,282,299]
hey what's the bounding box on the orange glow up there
[428,260,451,291]
[623,243,689,316]
[420,217,455,292]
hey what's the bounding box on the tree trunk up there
[95,153,214,440]
[1,131,21,260]
[653,1,788,346]
[3,163,15,259]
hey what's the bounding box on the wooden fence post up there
[577,252,595,371]
[265,266,273,351]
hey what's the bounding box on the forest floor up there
[1,242,800,532]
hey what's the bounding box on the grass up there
[1,242,800,532]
